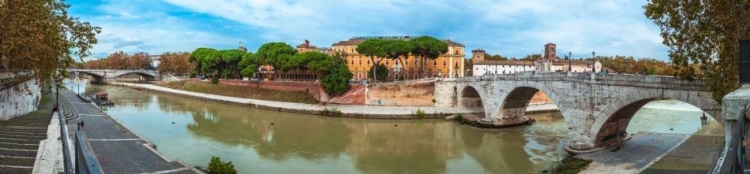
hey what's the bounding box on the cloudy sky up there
[67,0,669,62]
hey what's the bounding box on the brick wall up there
[327,84,365,105]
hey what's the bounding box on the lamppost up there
[55,76,61,112]
[591,51,596,73]
[568,52,572,72]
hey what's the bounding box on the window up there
[405,74,409,80]
[386,60,390,65]
[414,73,418,79]
[359,59,362,65]
[414,59,418,65]
[433,60,437,66]
[443,59,446,66]
[395,60,399,65]
[367,60,370,65]
[350,58,354,65]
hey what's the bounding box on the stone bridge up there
[434,72,719,152]
[67,69,158,83]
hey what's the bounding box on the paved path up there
[58,90,200,174]
[576,133,690,174]
[113,82,558,117]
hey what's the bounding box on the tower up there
[472,49,485,64]
[544,43,557,60]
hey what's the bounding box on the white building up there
[471,43,605,77]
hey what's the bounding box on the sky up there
[67,0,670,62]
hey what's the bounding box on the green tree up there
[644,0,750,103]
[322,64,353,96]
[207,156,237,174]
[189,48,218,75]
[356,39,387,82]
[1,0,101,88]
[409,36,448,78]
[239,52,259,78]
[256,42,296,79]
[368,64,389,81]
[221,50,245,79]
[382,40,413,74]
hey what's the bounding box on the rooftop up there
[332,36,465,47]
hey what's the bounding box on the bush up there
[321,108,330,116]
[211,77,219,84]
[551,157,592,174]
[414,108,426,118]
[332,108,342,117]
[322,66,352,96]
[189,72,197,78]
[454,114,464,121]
[432,99,436,103]
[207,156,237,174]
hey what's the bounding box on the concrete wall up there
[0,78,41,121]
[195,79,367,105]
[367,81,435,106]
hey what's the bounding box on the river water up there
[63,79,713,174]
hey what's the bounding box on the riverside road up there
[57,90,199,174]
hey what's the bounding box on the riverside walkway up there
[113,82,557,117]
[57,90,200,173]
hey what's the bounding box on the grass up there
[414,108,426,118]
[158,81,319,104]
[549,157,593,174]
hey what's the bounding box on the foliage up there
[321,64,352,96]
[189,72,197,78]
[551,157,592,174]
[157,52,193,74]
[207,156,237,174]
[84,51,154,70]
[0,0,101,89]
[414,108,426,118]
[322,108,342,117]
[454,114,464,121]
[357,39,387,82]
[644,0,750,103]
[367,64,389,81]
[410,36,448,74]
[211,77,219,84]
[485,54,509,61]
[256,42,297,69]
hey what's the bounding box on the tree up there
[256,42,296,79]
[644,0,750,103]
[367,64,389,81]
[382,40,413,76]
[0,0,100,88]
[356,39,386,82]
[239,52,259,78]
[321,64,353,96]
[190,48,218,75]
[129,52,151,70]
[409,36,448,78]
[221,50,245,79]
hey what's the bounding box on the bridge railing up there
[709,107,747,174]
[454,72,706,90]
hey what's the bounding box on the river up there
[63,79,713,174]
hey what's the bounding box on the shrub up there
[332,108,342,117]
[551,157,592,174]
[454,114,464,121]
[414,108,426,118]
[211,77,219,84]
[207,156,237,174]
[321,108,330,116]
[189,72,197,78]
[432,99,436,103]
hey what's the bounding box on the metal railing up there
[58,90,102,173]
[710,107,747,174]
[75,130,103,174]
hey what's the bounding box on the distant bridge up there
[434,72,718,152]
[67,69,159,83]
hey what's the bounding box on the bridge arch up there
[589,90,721,148]
[493,84,573,126]
[458,86,483,108]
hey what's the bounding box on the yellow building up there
[331,36,466,81]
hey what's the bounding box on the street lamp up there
[55,76,62,113]
[591,51,596,73]
[568,52,572,72]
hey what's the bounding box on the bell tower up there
[472,49,485,64]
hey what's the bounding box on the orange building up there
[331,36,466,81]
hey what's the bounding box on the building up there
[331,36,466,81]
[296,39,332,53]
[471,49,534,76]
[472,43,604,76]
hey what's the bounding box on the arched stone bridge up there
[434,72,719,151]
[67,69,159,83]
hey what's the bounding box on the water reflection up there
[71,83,570,173]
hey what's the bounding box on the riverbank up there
[112,82,557,119]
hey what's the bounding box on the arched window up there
[405,73,409,80]
[443,59,446,66]
[414,73,419,79]
[367,60,370,65]
[386,60,390,65]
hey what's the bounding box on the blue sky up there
[67,0,670,62]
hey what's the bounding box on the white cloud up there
[72,0,671,61]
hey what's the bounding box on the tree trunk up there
[370,55,377,83]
